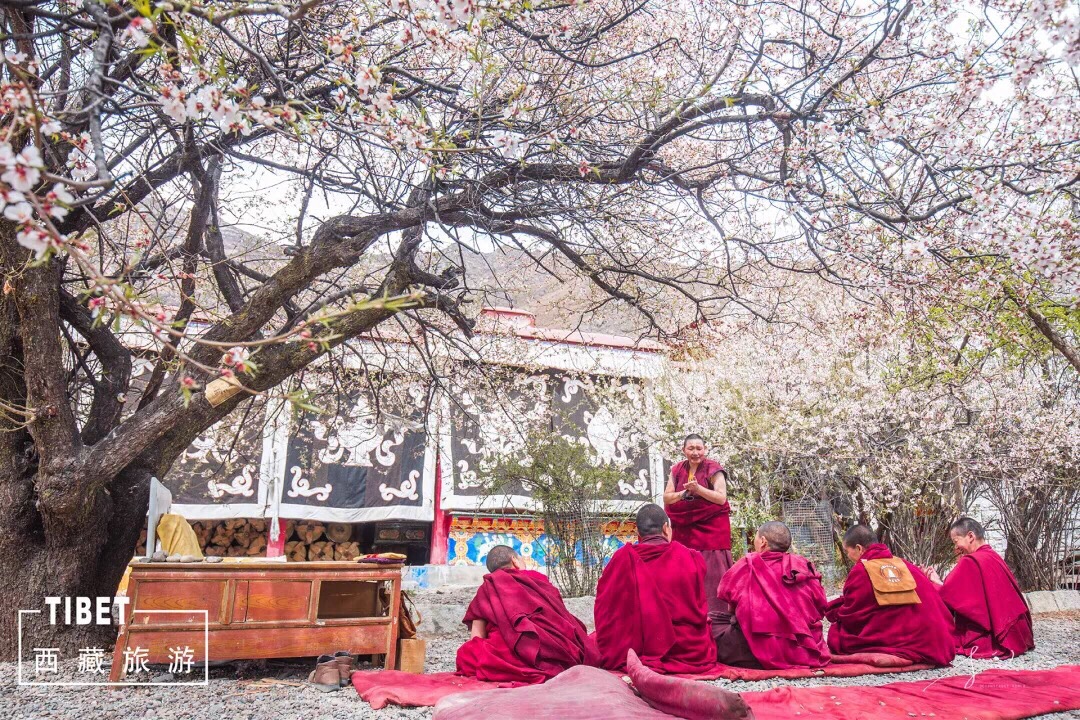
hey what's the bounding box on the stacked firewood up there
[286,521,359,561]
[196,518,269,556]
[135,518,360,560]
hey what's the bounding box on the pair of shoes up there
[307,651,355,692]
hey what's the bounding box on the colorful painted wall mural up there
[447,515,638,567]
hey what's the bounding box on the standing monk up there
[715,521,830,669]
[664,433,732,634]
[456,545,598,683]
[928,517,1035,659]
[826,525,956,666]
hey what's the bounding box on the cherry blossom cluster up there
[0,142,78,258]
[158,68,280,134]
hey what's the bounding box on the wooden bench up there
[110,560,401,682]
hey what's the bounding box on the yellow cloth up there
[117,565,133,596]
[156,513,204,558]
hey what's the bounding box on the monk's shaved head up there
[843,524,877,549]
[486,545,518,573]
[682,433,705,448]
[636,503,670,537]
[949,517,986,540]
[757,521,792,552]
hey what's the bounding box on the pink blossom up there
[3,202,32,223]
[0,186,25,211]
[42,183,75,220]
[222,346,251,372]
[372,90,394,112]
[16,227,52,258]
[119,17,154,47]
[1,146,43,192]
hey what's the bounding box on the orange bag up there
[861,558,921,606]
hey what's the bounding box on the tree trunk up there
[0,464,151,659]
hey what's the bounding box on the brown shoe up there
[307,654,341,692]
[333,651,355,687]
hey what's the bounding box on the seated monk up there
[826,525,956,666]
[593,504,717,674]
[715,521,830,669]
[928,517,1035,659]
[456,545,598,683]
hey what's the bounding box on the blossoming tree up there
[607,284,1078,584]
[0,0,1076,653]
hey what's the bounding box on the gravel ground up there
[1,594,1077,720]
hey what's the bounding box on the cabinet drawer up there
[132,579,227,625]
[244,580,312,622]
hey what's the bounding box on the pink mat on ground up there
[351,654,930,710]
[370,665,1080,720]
[351,671,526,710]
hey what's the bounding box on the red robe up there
[456,568,598,683]
[826,544,956,666]
[718,551,830,669]
[939,544,1035,659]
[593,536,717,674]
[666,459,731,550]
[667,459,733,624]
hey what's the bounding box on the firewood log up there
[249,518,266,534]
[246,535,267,556]
[204,545,227,557]
[334,541,360,561]
[225,543,247,557]
[308,541,334,561]
[232,522,253,548]
[210,522,232,547]
[285,519,297,540]
[285,541,307,562]
[326,522,353,544]
[191,521,212,547]
[297,521,325,544]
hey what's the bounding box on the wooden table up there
[109,561,402,682]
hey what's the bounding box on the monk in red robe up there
[715,521,830,669]
[663,433,732,634]
[826,525,956,666]
[456,545,598,683]
[593,503,717,674]
[927,517,1035,659]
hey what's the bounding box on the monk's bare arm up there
[469,619,488,639]
[663,477,683,506]
[690,470,728,505]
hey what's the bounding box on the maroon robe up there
[826,544,956,666]
[939,544,1035,659]
[456,568,597,683]
[593,536,718,674]
[667,459,733,625]
[667,459,731,551]
[717,551,830,669]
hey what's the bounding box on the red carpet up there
[742,665,1080,719]
[351,654,929,708]
[675,652,935,681]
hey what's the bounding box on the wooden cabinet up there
[109,561,401,682]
